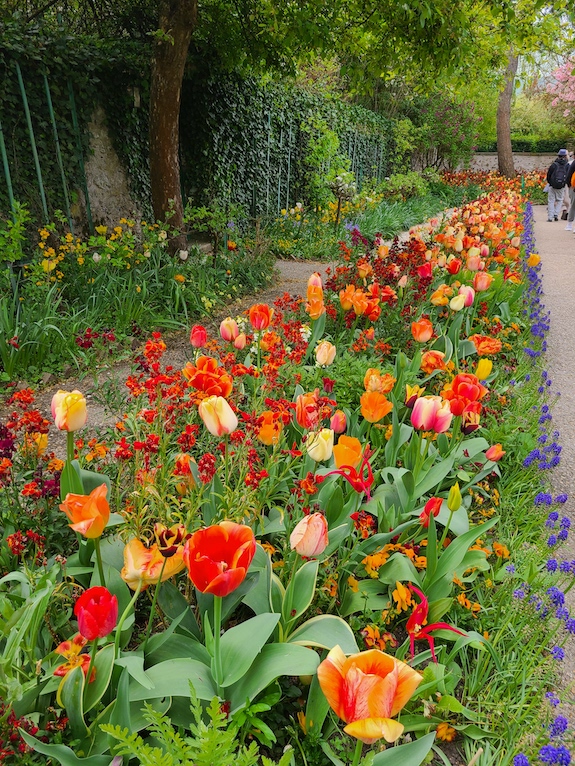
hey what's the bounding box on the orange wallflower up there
[360,391,393,423]
[257,410,284,445]
[317,645,423,744]
[182,356,233,397]
[59,484,110,539]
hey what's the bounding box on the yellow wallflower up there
[392,581,413,612]
[174,274,186,283]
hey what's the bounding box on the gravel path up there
[537,204,575,717]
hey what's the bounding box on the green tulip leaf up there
[287,614,358,653]
[281,559,318,625]
[340,579,389,617]
[220,612,281,687]
[83,643,115,713]
[157,581,201,639]
[227,643,320,713]
[378,552,421,587]
[242,544,273,615]
[56,665,89,740]
[60,459,84,500]
[18,731,111,766]
[129,658,216,702]
[114,652,154,689]
[304,672,331,735]
[372,731,436,766]
[145,633,210,666]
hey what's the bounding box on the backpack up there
[551,161,568,189]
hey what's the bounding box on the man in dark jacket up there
[564,153,575,231]
[546,149,570,221]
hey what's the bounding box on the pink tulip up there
[308,272,323,289]
[290,513,329,557]
[220,317,239,342]
[411,396,453,434]
[466,255,482,271]
[234,333,247,350]
[473,272,493,292]
[458,285,475,307]
[485,443,505,461]
[330,409,347,434]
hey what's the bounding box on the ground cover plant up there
[1,174,573,766]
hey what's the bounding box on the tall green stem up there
[142,558,167,653]
[223,434,229,487]
[67,430,75,464]
[83,638,99,703]
[438,509,455,549]
[114,579,142,660]
[350,738,363,766]
[93,536,106,587]
[212,595,223,696]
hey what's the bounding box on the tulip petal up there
[317,645,347,720]
[344,717,404,744]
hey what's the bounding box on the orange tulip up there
[420,350,447,374]
[295,389,320,429]
[121,537,186,591]
[59,483,110,539]
[332,435,362,470]
[330,409,347,434]
[339,285,357,311]
[360,391,393,423]
[473,271,493,292]
[486,443,505,461]
[182,356,233,398]
[317,645,423,744]
[411,318,433,343]
[468,334,502,356]
[306,284,325,320]
[364,369,395,394]
[249,303,274,331]
[350,289,368,316]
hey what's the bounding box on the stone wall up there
[468,152,554,173]
[73,106,141,228]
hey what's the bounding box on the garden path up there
[536,204,575,720]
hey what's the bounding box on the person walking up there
[565,154,575,231]
[546,149,570,221]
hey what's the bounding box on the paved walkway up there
[537,203,575,712]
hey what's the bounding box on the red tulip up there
[74,586,118,641]
[190,324,208,348]
[406,585,465,662]
[183,521,256,597]
[248,303,274,331]
[419,497,442,527]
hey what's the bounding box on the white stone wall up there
[468,152,554,173]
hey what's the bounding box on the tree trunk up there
[149,0,197,250]
[497,52,519,179]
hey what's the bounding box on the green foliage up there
[180,68,395,215]
[101,692,294,766]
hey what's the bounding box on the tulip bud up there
[398,275,408,288]
[485,443,505,461]
[315,340,336,366]
[458,285,475,307]
[190,325,207,348]
[234,333,247,350]
[475,358,493,381]
[198,396,238,436]
[51,390,87,432]
[330,409,347,434]
[306,429,334,462]
[447,482,462,512]
[449,294,466,312]
[220,317,239,342]
[290,513,329,558]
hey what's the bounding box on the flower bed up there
[0,181,572,766]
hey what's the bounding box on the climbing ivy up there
[179,67,397,216]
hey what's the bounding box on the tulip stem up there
[66,430,74,465]
[93,536,106,587]
[114,579,142,660]
[351,739,363,766]
[438,509,455,549]
[142,558,167,654]
[223,434,229,488]
[212,595,223,696]
[84,639,99,704]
